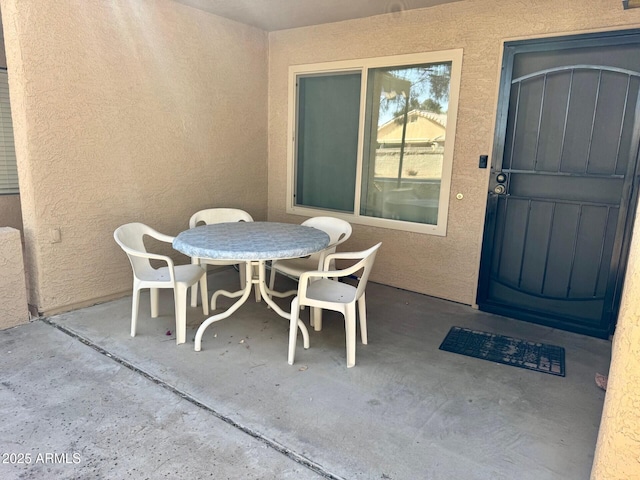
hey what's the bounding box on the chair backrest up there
[344,243,381,300]
[189,208,253,228]
[114,222,156,278]
[301,216,352,248]
[301,217,352,269]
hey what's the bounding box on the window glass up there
[0,69,18,195]
[295,73,361,212]
[361,63,451,225]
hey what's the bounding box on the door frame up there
[477,29,640,338]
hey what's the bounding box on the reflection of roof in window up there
[378,110,447,145]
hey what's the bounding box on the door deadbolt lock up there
[494,184,506,195]
[496,173,507,183]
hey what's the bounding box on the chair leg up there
[199,272,209,316]
[190,284,198,308]
[312,307,323,331]
[174,286,188,345]
[345,304,357,368]
[298,318,310,349]
[150,288,159,318]
[238,262,246,289]
[358,293,368,345]
[288,296,300,365]
[190,257,200,308]
[131,286,141,337]
[268,265,277,298]
[253,264,261,302]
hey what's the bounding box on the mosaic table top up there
[173,221,330,261]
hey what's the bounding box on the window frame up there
[286,49,463,236]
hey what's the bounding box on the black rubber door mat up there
[439,326,565,377]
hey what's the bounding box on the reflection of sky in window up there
[377,64,451,125]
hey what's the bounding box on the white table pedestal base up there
[194,261,310,352]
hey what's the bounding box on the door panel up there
[508,176,623,204]
[478,32,640,338]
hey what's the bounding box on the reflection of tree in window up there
[380,63,451,122]
[362,63,452,225]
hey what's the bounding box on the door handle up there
[491,171,508,195]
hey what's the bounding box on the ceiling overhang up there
[174,0,463,31]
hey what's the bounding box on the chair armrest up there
[139,228,177,274]
[298,258,362,286]
[296,251,366,285]
[135,251,175,267]
[145,227,176,244]
[297,264,358,301]
[299,268,348,284]
[321,250,365,270]
[117,242,175,270]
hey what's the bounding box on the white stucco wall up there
[592,200,640,476]
[267,0,640,305]
[0,0,269,314]
[0,227,28,329]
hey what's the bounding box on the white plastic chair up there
[288,242,382,368]
[269,216,352,297]
[114,222,208,345]
[188,208,258,308]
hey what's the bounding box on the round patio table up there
[173,222,330,351]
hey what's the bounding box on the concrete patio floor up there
[1,268,611,479]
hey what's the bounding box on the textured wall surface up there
[0,227,28,328]
[267,0,640,305]
[0,0,268,314]
[592,204,640,478]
